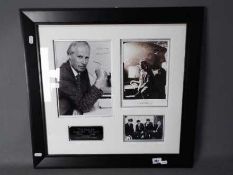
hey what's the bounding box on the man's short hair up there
[128,118,133,122]
[67,41,90,55]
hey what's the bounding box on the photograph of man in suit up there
[144,118,154,139]
[152,120,163,139]
[58,41,107,115]
[151,116,163,139]
[135,120,144,139]
[125,118,134,138]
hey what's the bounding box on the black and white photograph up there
[20,8,203,168]
[124,115,164,142]
[37,24,186,159]
[122,40,169,107]
[53,40,112,116]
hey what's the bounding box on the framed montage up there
[20,7,203,168]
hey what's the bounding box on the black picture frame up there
[20,7,204,168]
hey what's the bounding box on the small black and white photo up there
[122,40,169,107]
[53,40,112,117]
[124,115,164,142]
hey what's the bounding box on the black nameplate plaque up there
[69,126,103,140]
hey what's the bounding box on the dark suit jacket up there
[145,68,166,99]
[144,122,153,131]
[58,61,103,115]
[136,123,144,133]
[125,123,134,136]
[153,123,163,139]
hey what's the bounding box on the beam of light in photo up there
[123,43,147,86]
[123,43,143,67]
[40,47,51,102]
[128,66,140,78]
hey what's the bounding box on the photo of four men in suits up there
[124,115,164,141]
